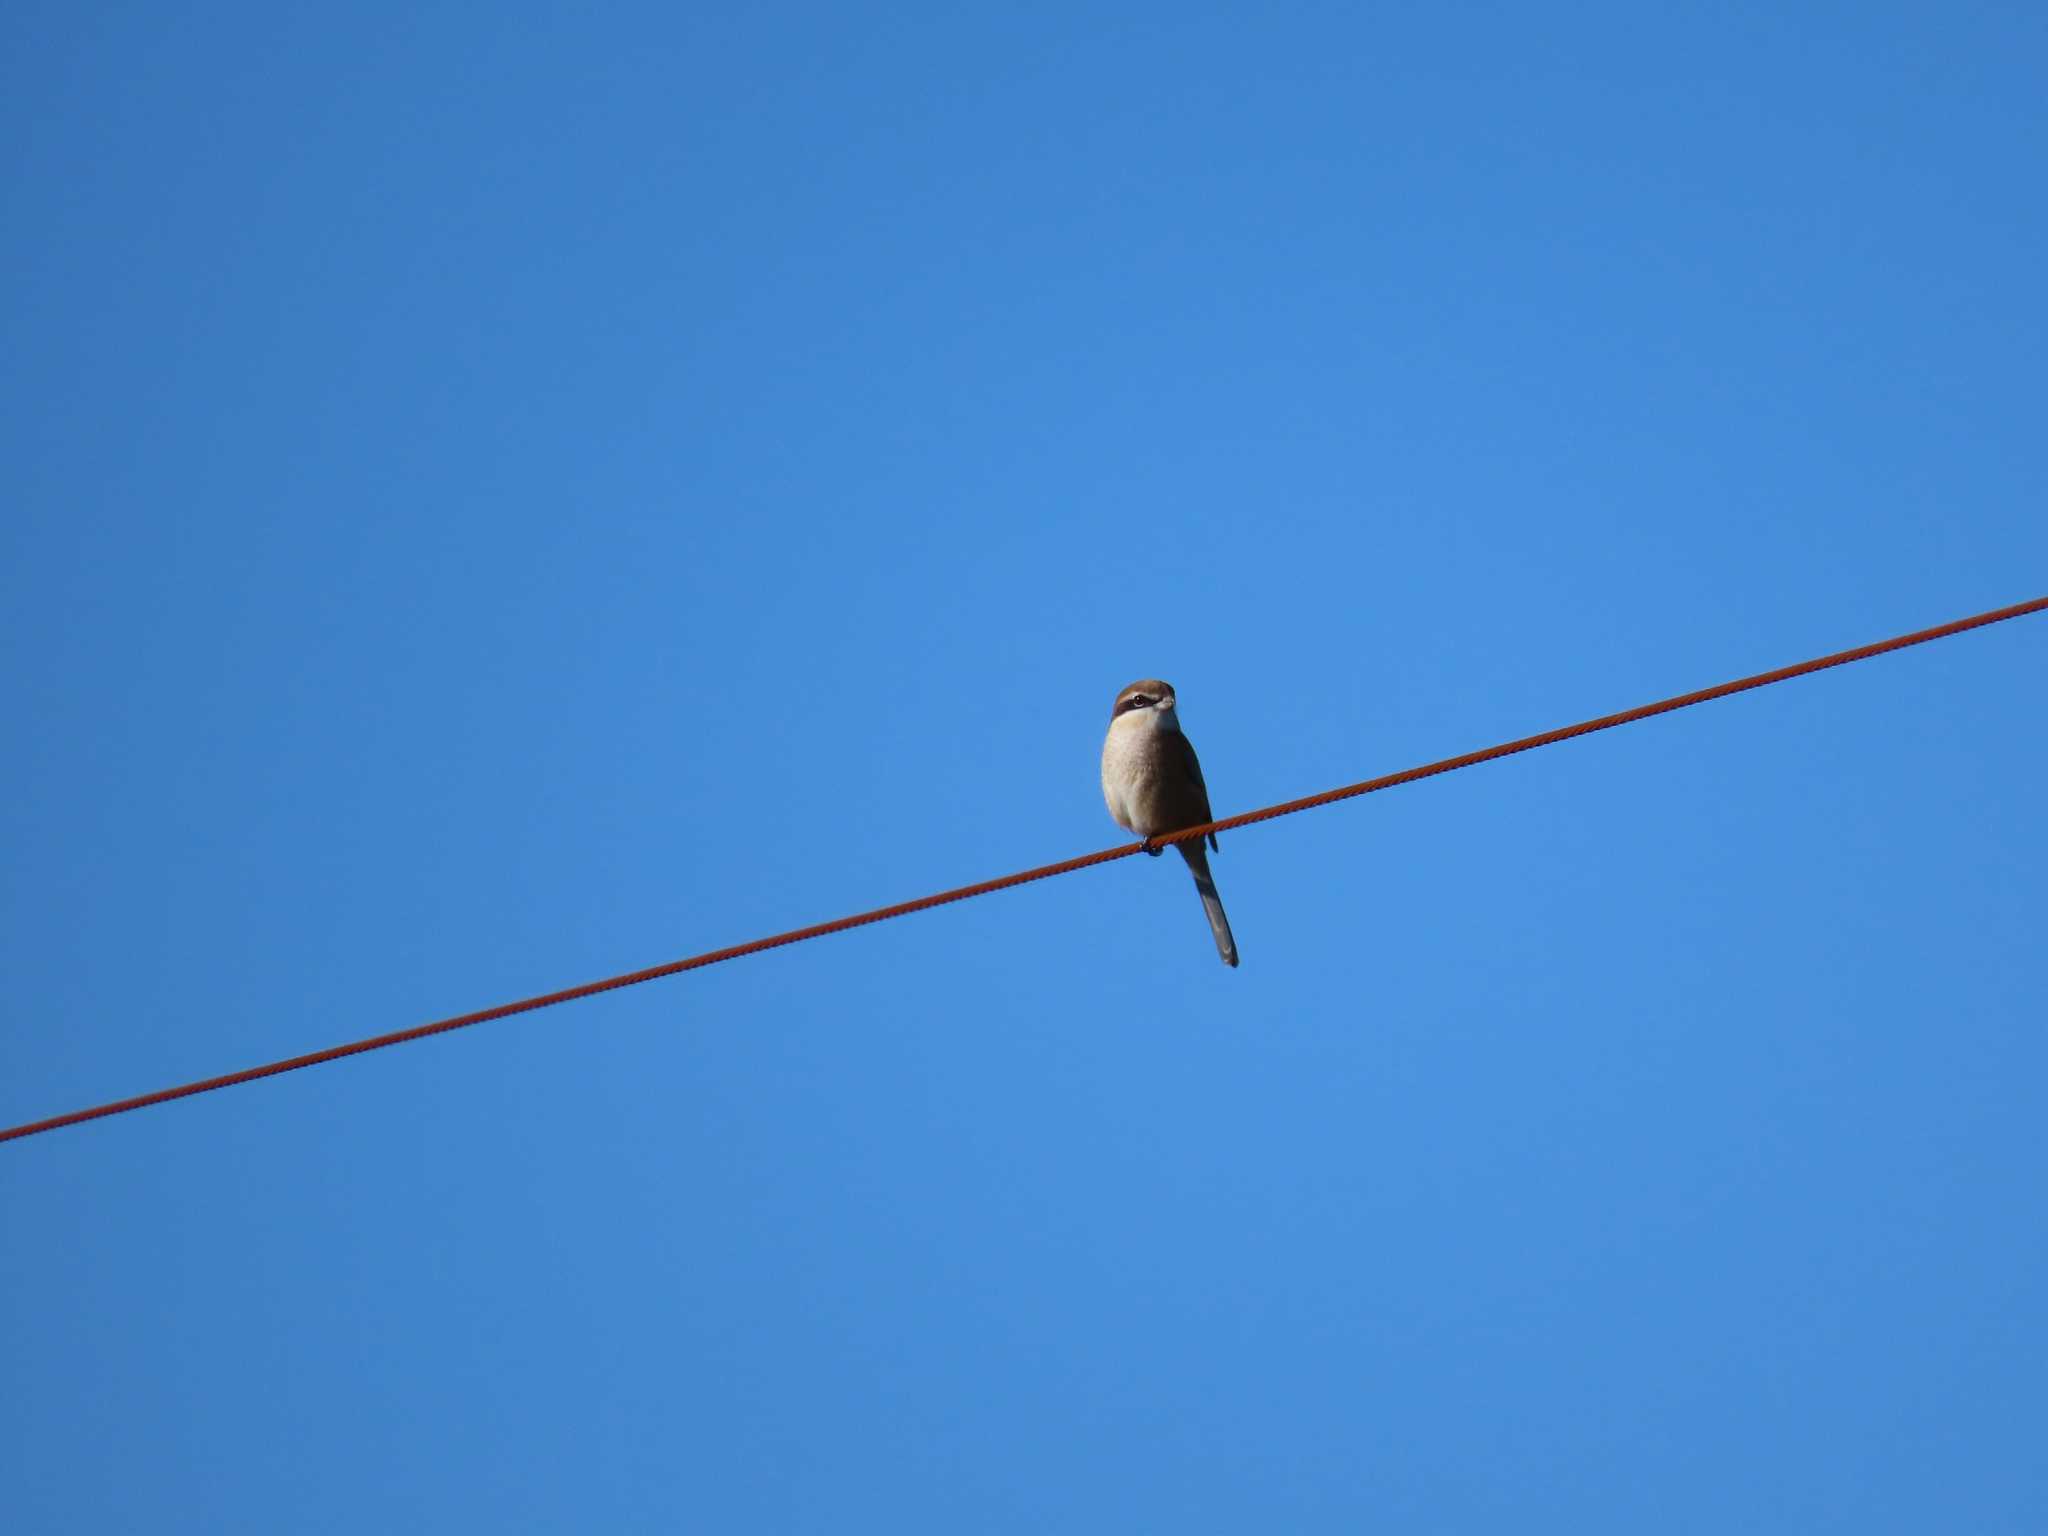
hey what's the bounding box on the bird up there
[1100,678,1239,968]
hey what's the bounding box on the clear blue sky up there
[4,2,2044,1530]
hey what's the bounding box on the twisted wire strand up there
[5,593,2041,1145]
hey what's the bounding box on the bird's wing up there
[1170,730,1219,848]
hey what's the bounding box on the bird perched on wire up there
[1100,679,1239,968]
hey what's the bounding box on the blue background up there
[5,3,2045,1530]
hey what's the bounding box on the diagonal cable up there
[4,593,2042,1145]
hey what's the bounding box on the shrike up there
[1100,679,1239,968]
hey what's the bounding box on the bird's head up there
[1111,679,1179,729]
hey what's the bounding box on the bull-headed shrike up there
[1100,679,1238,968]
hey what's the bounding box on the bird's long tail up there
[1178,841,1239,969]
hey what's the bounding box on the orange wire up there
[4,593,2042,1145]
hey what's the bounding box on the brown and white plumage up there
[1101,679,1239,968]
